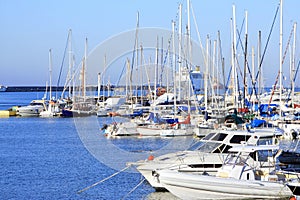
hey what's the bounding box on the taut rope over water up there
[122,178,145,200]
[77,165,131,194]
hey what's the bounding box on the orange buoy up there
[148,155,154,160]
[290,196,296,200]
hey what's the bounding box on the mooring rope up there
[77,165,131,194]
[121,178,145,200]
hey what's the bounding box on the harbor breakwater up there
[4,86,97,92]
[5,86,65,92]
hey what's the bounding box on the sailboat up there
[160,114,194,137]
[40,49,61,117]
[61,38,97,117]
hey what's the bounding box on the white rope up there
[77,165,131,194]
[121,178,145,200]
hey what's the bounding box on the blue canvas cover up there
[250,118,266,127]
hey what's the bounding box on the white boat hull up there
[158,170,293,200]
[136,152,227,190]
[17,106,44,117]
[194,127,213,137]
[137,126,162,136]
[105,122,139,137]
[132,128,283,190]
[160,128,193,137]
[39,110,59,117]
[114,126,139,136]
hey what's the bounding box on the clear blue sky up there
[0,0,299,87]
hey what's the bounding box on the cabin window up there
[230,135,251,144]
[211,133,227,141]
[212,144,232,153]
[202,133,216,141]
[257,138,273,145]
[221,145,232,153]
[188,163,223,168]
[249,150,271,162]
[249,152,257,161]
[257,150,271,162]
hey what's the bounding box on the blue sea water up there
[0,92,183,200]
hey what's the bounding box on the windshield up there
[188,141,205,151]
[194,142,222,153]
[202,132,216,141]
[249,149,275,162]
[226,153,247,165]
[257,138,274,145]
[211,133,228,141]
[30,102,44,106]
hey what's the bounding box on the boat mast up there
[160,37,163,87]
[186,0,192,102]
[167,41,170,93]
[205,35,209,112]
[172,20,177,111]
[178,3,182,102]
[83,37,88,101]
[212,40,216,106]
[251,46,255,102]
[257,31,262,97]
[140,44,143,105]
[49,49,52,101]
[232,4,238,108]
[187,0,191,42]
[155,36,158,101]
[279,0,283,116]
[107,77,110,97]
[97,72,101,102]
[135,12,139,104]
[103,55,106,100]
[68,29,72,98]
[291,22,297,107]
[217,31,226,107]
[243,10,248,109]
[126,58,130,99]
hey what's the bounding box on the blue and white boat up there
[157,145,294,200]
[131,128,284,190]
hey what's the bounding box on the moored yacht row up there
[7,88,300,141]
[127,129,300,199]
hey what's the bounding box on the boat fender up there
[152,170,160,182]
[101,124,108,130]
[291,129,298,140]
[202,171,209,176]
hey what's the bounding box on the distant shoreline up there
[4,86,66,92]
[2,86,300,93]
[3,86,99,92]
